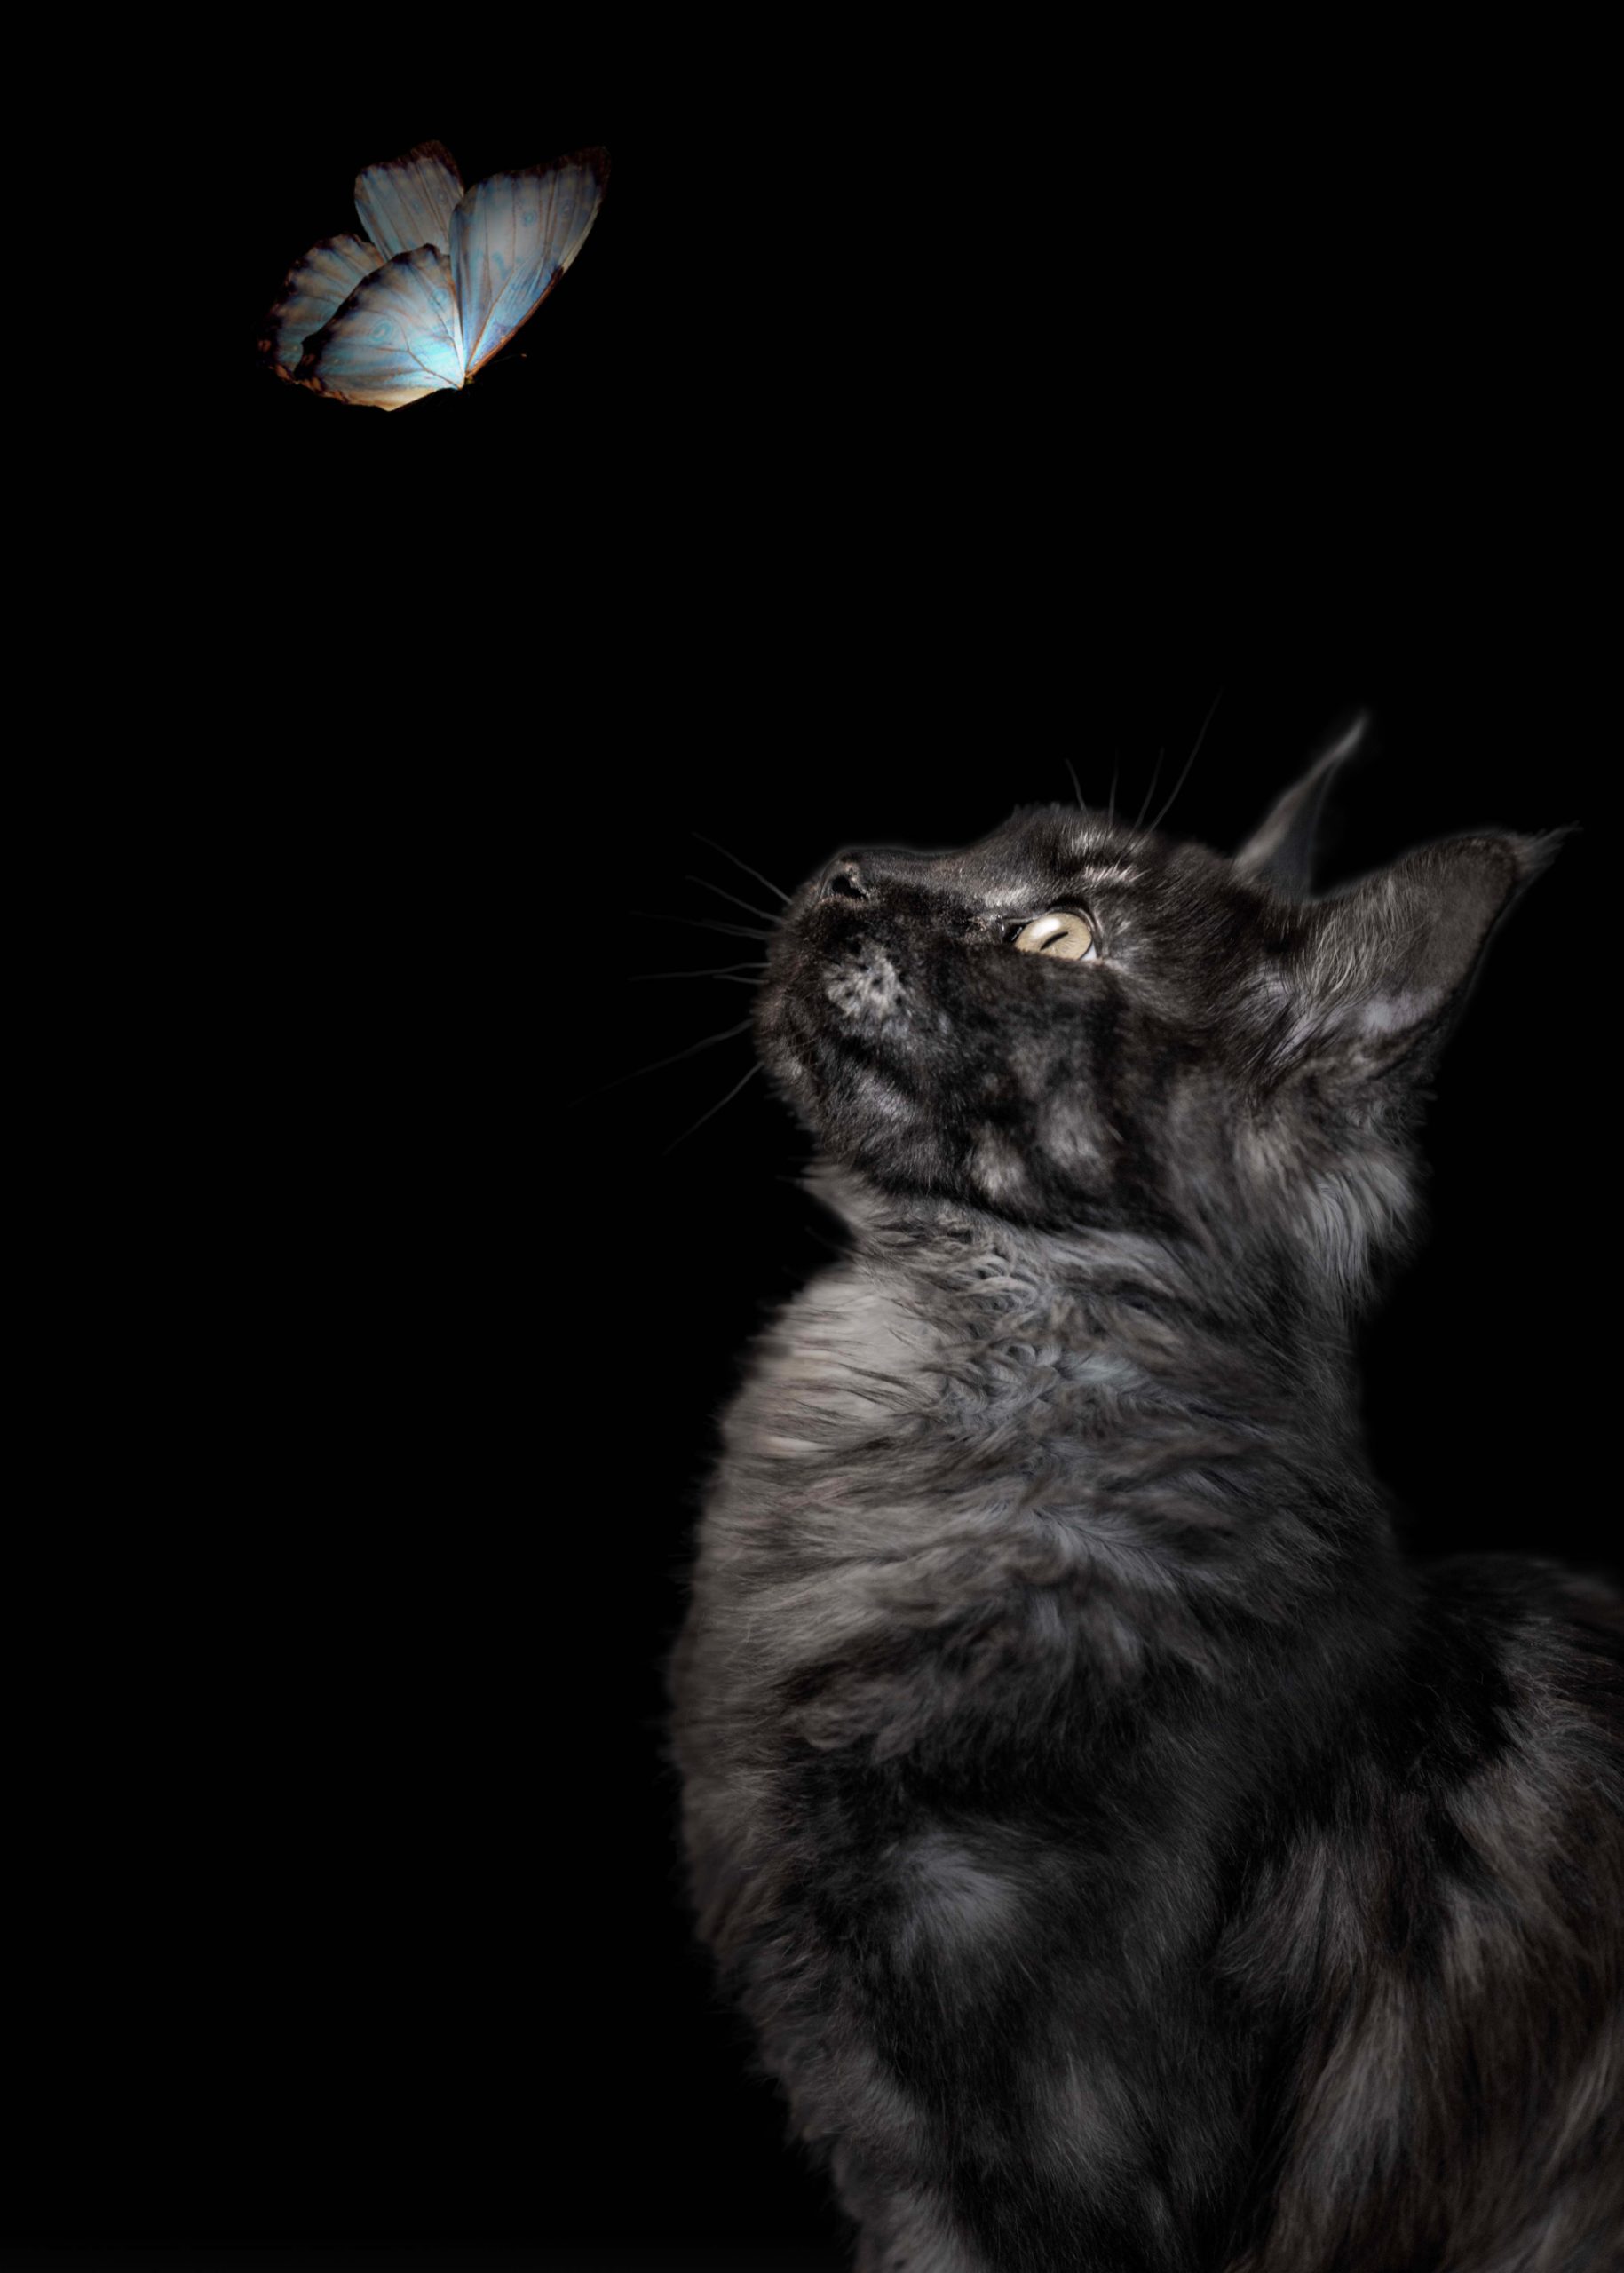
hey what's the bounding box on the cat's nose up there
[818,856,871,902]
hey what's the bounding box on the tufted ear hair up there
[1275,830,1564,1078]
[1234,714,1369,898]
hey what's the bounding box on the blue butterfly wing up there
[451,147,608,378]
[259,233,389,383]
[354,139,464,259]
[295,246,464,410]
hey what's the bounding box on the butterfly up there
[260,141,608,410]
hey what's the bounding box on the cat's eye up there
[1011,910,1097,961]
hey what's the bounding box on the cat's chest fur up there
[733,1244,1145,1515]
[687,1226,1191,1716]
[673,1227,1326,2261]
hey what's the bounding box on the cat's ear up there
[1279,830,1563,1075]
[1233,714,1369,896]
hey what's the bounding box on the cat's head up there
[756,732,1558,1302]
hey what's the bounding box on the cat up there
[667,733,1622,2273]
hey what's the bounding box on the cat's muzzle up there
[824,947,904,1025]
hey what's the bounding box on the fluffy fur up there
[669,746,1622,2272]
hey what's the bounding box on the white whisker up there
[693,832,791,903]
[574,1018,754,1103]
[662,1062,763,1157]
[1147,689,1224,836]
[629,963,770,981]
[630,910,773,941]
[685,875,783,923]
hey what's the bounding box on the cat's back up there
[1407,1550,1624,1936]
[1222,1553,1624,2273]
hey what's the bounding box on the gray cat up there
[669,738,1622,2272]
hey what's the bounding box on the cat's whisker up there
[631,909,774,941]
[661,1061,762,1157]
[1146,688,1224,836]
[628,963,770,980]
[630,973,764,987]
[692,831,791,904]
[1065,759,1088,812]
[685,875,783,923]
[1133,748,1167,834]
[573,1018,755,1103]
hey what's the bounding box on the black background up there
[14,33,1606,2273]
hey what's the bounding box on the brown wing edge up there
[474,144,610,196]
[352,138,466,205]
[257,233,377,384]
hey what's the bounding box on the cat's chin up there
[798,1126,1116,1239]
[764,1030,1106,1230]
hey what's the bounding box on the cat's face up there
[755,772,1547,1295]
[757,805,1287,1236]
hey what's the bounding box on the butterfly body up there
[260,140,607,410]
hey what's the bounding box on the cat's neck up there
[805,1164,1367,1459]
[711,1168,1408,1717]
